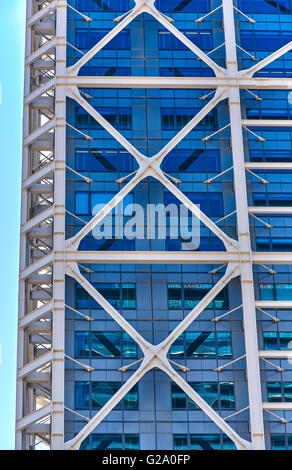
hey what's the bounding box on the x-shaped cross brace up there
[64,262,250,450]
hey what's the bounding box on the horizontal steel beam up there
[259,350,292,359]
[253,252,292,264]
[67,76,292,90]
[66,250,292,265]
[249,206,292,214]
[246,162,292,170]
[243,119,292,128]
[26,372,51,383]
[30,137,54,151]
[263,403,292,411]
[25,423,50,435]
[31,96,55,110]
[33,22,55,34]
[27,274,52,284]
[240,78,292,90]
[66,250,237,264]
[256,301,292,309]
[69,76,225,89]
[27,322,52,334]
[30,183,53,194]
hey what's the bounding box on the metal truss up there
[16,0,292,450]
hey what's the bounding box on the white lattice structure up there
[16,0,292,450]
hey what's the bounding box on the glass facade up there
[62,0,292,451]
[173,433,236,450]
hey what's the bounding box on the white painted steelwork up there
[17,0,292,450]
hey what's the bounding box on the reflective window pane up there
[75,331,90,357]
[75,382,89,408]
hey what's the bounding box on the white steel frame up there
[16,0,292,450]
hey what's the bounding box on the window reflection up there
[75,331,138,358]
[167,284,228,310]
[80,434,139,450]
[75,381,138,409]
[170,331,232,358]
[173,434,236,450]
[171,382,235,410]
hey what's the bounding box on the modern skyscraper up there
[16,0,292,450]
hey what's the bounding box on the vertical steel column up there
[15,0,32,450]
[51,0,67,449]
[222,0,265,449]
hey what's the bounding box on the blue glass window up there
[79,235,135,251]
[75,381,138,409]
[163,149,220,173]
[76,149,134,172]
[249,150,292,162]
[168,283,228,309]
[257,238,292,252]
[79,66,131,76]
[75,192,89,215]
[173,434,236,450]
[165,235,225,252]
[92,283,136,309]
[92,382,138,409]
[241,30,292,51]
[190,434,236,450]
[75,283,90,308]
[75,107,88,129]
[267,382,292,402]
[75,282,136,309]
[161,108,217,130]
[90,192,133,213]
[80,434,139,450]
[253,193,292,207]
[76,106,132,130]
[75,331,138,358]
[263,332,292,351]
[156,0,210,13]
[76,0,130,12]
[238,0,291,13]
[159,30,213,51]
[170,331,232,358]
[171,382,235,410]
[260,283,292,301]
[76,29,130,50]
[271,434,292,450]
[75,331,90,357]
[165,192,223,217]
[75,382,90,408]
[75,191,133,215]
[247,108,292,120]
[173,434,188,450]
[160,67,214,77]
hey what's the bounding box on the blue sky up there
[0,0,25,450]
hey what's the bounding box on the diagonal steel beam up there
[27,0,57,27]
[241,41,292,78]
[64,260,245,449]
[18,350,53,379]
[19,301,53,329]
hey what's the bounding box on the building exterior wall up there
[16,0,292,450]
